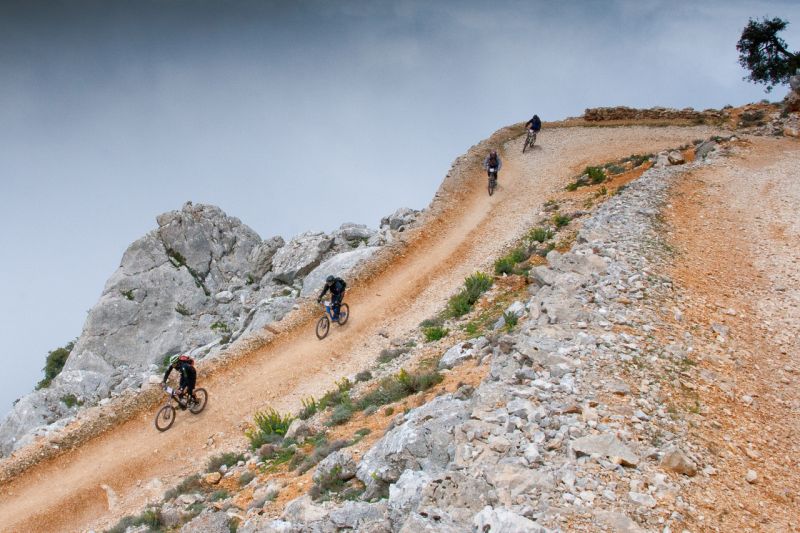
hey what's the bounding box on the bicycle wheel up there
[522,134,530,153]
[316,315,330,339]
[337,303,349,325]
[189,388,208,414]
[531,132,537,147]
[488,177,495,196]
[155,404,176,431]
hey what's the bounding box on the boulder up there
[695,140,717,159]
[328,501,389,530]
[312,450,357,484]
[572,433,640,467]
[667,150,685,165]
[660,447,697,476]
[249,236,285,279]
[380,207,420,231]
[271,231,333,284]
[356,395,470,498]
[438,338,488,370]
[180,511,230,533]
[472,506,544,533]
[282,495,329,523]
[284,419,312,441]
[300,247,379,297]
[387,470,432,526]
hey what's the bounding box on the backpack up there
[179,354,195,366]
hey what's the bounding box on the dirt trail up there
[662,137,800,531]
[0,125,722,533]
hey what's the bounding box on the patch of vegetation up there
[595,186,608,197]
[298,397,318,420]
[239,470,256,486]
[621,153,652,167]
[552,213,572,228]
[210,489,230,501]
[586,166,606,184]
[355,370,373,383]
[164,474,204,501]
[604,163,626,175]
[60,393,82,408]
[166,248,187,267]
[526,227,554,243]
[175,303,191,316]
[207,452,245,473]
[106,508,163,533]
[356,368,443,410]
[464,321,480,336]
[36,340,75,389]
[502,311,519,331]
[328,401,355,426]
[445,272,493,318]
[423,325,449,342]
[281,288,293,296]
[120,289,134,301]
[211,321,232,343]
[494,247,529,275]
[736,16,799,92]
[419,316,444,328]
[245,408,294,449]
[318,378,352,411]
[377,346,411,364]
[295,438,350,474]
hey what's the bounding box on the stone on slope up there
[572,433,640,467]
[300,246,379,297]
[473,506,545,533]
[249,236,285,279]
[660,447,697,476]
[271,231,333,284]
[180,510,230,533]
[380,207,420,231]
[312,450,357,484]
[438,338,488,369]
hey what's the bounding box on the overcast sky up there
[1,0,798,415]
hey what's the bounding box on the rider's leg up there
[331,293,342,319]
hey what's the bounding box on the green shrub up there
[446,292,473,318]
[377,346,411,364]
[585,166,606,184]
[245,408,294,449]
[318,379,352,411]
[164,474,204,501]
[106,508,163,533]
[419,316,444,328]
[423,326,449,342]
[494,257,514,275]
[210,489,230,501]
[595,186,608,197]
[207,452,245,473]
[355,369,442,410]
[565,181,580,192]
[553,213,572,228]
[464,321,480,336]
[120,289,134,301]
[503,311,519,331]
[446,272,493,318]
[328,402,354,426]
[527,227,554,243]
[355,370,373,383]
[175,303,191,316]
[36,341,75,389]
[299,397,318,420]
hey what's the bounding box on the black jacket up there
[318,277,346,300]
[163,361,196,389]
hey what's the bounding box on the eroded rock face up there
[271,231,333,284]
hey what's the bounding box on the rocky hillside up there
[0,203,420,456]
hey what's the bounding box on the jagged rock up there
[180,510,230,532]
[282,495,329,523]
[594,511,644,532]
[300,247,379,297]
[284,419,312,441]
[271,231,333,284]
[312,450,357,484]
[438,338,488,370]
[249,236,285,279]
[214,290,234,304]
[328,501,389,531]
[380,207,420,231]
[667,150,685,165]
[660,447,697,476]
[572,433,640,467]
[388,470,432,526]
[204,472,222,485]
[628,491,657,508]
[473,506,544,533]
[356,395,470,498]
[695,139,717,159]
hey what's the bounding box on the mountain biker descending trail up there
[483,150,502,195]
[162,354,197,406]
[523,114,542,153]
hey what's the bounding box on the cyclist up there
[525,114,542,133]
[162,354,197,407]
[317,275,347,320]
[483,150,502,178]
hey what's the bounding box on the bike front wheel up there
[155,404,176,432]
[316,315,330,339]
[189,388,208,414]
[488,177,496,196]
[337,303,349,325]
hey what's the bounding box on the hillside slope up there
[0,122,748,532]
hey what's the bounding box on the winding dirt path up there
[0,124,723,532]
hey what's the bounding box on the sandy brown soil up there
[0,124,723,533]
[661,137,800,531]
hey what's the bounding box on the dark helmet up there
[490,150,498,157]
[533,114,539,120]
[326,275,335,284]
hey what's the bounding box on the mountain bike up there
[316,300,350,339]
[155,385,208,431]
[487,167,498,196]
[522,129,538,153]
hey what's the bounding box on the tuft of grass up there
[317,378,352,411]
[445,272,493,318]
[355,370,372,383]
[239,471,256,486]
[120,289,134,301]
[36,340,75,390]
[377,346,411,364]
[163,474,203,501]
[552,213,572,228]
[423,326,449,342]
[298,397,318,420]
[595,186,608,197]
[175,303,191,316]
[245,408,294,449]
[210,489,230,501]
[527,227,554,243]
[586,166,606,184]
[502,311,519,331]
[604,163,626,175]
[60,394,82,408]
[355,369,443,410]
[106,508,163,533]
[328,402,354,426]
[419,316,444,328]
[494,247,528,275]
[207,452,245,473]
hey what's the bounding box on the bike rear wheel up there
[522,133,530,153]
[337,303,349,325]
[488,177,496,196]
[155,404,176,431]
[316,315,330,339]
[189,388,208,414]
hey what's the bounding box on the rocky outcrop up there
[0,201,416,457]
[584,105,725,122]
